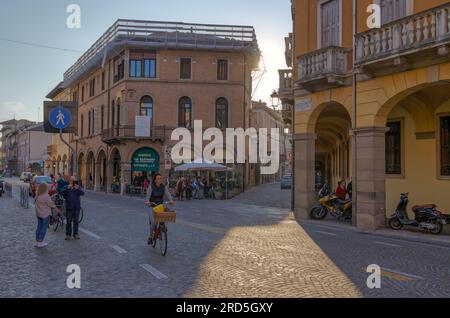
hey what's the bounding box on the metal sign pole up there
[59,129,77,177]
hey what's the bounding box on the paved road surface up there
[0,179,449,297]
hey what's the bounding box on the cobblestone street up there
[1,179,449,298]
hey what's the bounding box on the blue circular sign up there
[49,106,71,130]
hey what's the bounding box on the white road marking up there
[79,228,101,239]
[139,264,168,280]
[314,230,337,236]
[381,267,425,280]
[375,241,402,248]
[110,245,127,254]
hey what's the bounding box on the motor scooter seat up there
[412,204,436,212]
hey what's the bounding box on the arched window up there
[178,97,192,128]
[215,98,228,129]
[140,96,153,120]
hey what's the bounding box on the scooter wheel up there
[388,217,403,230]
[429,221,443,235]
[310,206,327,220]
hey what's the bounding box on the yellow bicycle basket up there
[153,204,165,213]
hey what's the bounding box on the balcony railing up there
[101,125,168,144]
[297,46,350,92]
[63,19,258,83]
[356,3,450,67]
[299,46,349,80]
[278,69,293,97]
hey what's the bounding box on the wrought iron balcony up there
[297,46,350,92]
[101,125,168,145]
[355,3,450,76]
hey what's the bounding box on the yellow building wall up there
[386,100,450,217]
[294,0,450,57]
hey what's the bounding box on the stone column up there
[293,133,317,220]
[120,162,132,196]
[106,161,114,193]
[94,161,101,192]
[354,127,388,231]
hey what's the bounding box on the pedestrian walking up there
[34,183,58,248]
[61,176,85,240]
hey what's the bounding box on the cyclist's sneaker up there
[147,236,153,245]
[73,235,80,240]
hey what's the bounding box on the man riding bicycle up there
[144,173,174,245]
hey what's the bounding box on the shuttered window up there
[321,0,340,47]
[441,116,450,176]
[386,121,402,175]
[380,0,407,25]
[180,58,192,79]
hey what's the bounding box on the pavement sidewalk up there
[298,217,450,248]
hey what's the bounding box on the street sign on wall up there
[43,101,78,133]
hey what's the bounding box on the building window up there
[111,100,115,129]
[144,59,157,78]
[217,59,228,80]
[114,58,124,83]
[116,99,121,129]
[92,109,95,135]
[178,97,192,128]
[320,0,340,48]
[80,115,84,137]
[101,106,104,131]
[380,0,407,25]
[72,91,77,102]
[101,72,105,90]
[180,58,192,80]
[88,111,91,136]
[130,60,142,78]
[140,96,153,122]
[130,59,157,78]
[89,79,95,97]
[386,121,402,175]
[440,116,450,176]
[81,86,85,102]
[215,98,228,129]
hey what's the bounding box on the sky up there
[0,0,291,123]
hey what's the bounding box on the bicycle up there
[149,202,176,256]
[51,193,66,231]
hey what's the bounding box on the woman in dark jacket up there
[144,173,174,245]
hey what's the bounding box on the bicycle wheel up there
[78,208,84,224]
[151,227,158,248]
[159,225,167,256]
[53,216,60,231]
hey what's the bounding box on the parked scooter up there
[310,183,352,221]
[388,193,446,235]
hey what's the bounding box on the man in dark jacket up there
[62,176,85,240]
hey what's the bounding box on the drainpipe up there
[352,0,358,225]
